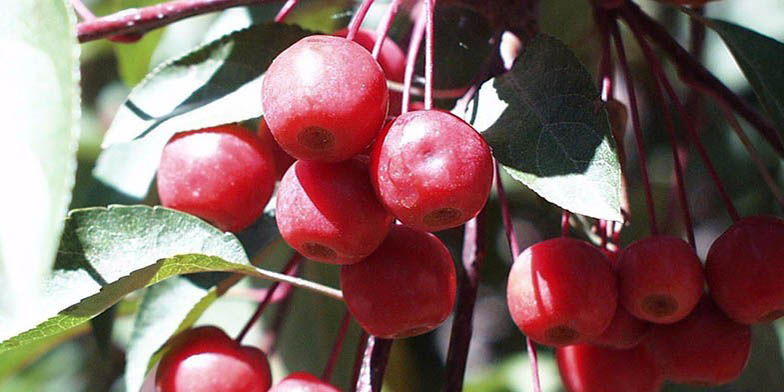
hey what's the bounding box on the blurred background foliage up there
[3,0,784,390]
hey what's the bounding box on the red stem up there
[444,210,487,391]
[623,2,784,155]
[423,0,435,110]
[561,210,571,237]
[372,0,403,59]
[347,0,375,41]
[619,8,741,223]
[599,219,608,248]
[609,16,659,236]
[322,309,353,382]
[629,23,696,248]
[350,331,369,392]
[595,9,614,102]
[401,11,426,113]
[235,253,302,343]
[273,0,299,23]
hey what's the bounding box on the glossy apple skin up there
[269,372,340,392]
[590,305,650,350]
[370,110,494,232]
[261,35,388,162]
[706,215,784,324]
[276,159,394,264]
[645,296,751,386]
[258,118,295,180]
[507,238,618,347]
[155,326,272,392]
[341,225,457,338]
[335,28,406,116]
[616,236,704,324]
[157,125,276,232]
[557,343,663,392]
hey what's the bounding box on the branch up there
[76,0,278,43]
[623,2,784,156]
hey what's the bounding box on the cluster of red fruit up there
[508,216,784,391]
[154,30,494,391]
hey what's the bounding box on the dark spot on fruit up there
[302,242,337,260]
[642,294,679,318]
[423,208,462,227]
[545,325,579,345]
[298,127,334,151]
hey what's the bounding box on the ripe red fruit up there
[370,110,494,232]
[645,296,751,386]
[157,125,276,232]
[335,28,406,116]
[276,159,394,264]
[269,372,340,392]
[556,343,663,392]
[155,326,272,392]
[341,225,457,338]
[507,238,618,347]
[616,236,704,324]
[706,215,784,324]
[590,305,650,350]
[258,118,295,180]
[261,35,389,162]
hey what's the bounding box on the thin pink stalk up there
[372,0,403,59]
[347,0,376,41]
[423,0,436,110]
[322,309,353,382]
[609,16,659,236]
[401,11,426,113]
[561,210,571,237]
[273,0,299,23]
[70,0,96,20]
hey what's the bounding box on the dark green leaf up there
[94,23,312,198]
[702,18,784,138]
[0,0,81,341]
[480,35,622,221]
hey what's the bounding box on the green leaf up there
[480,35,622,221]
[112,0,166,87]
[0,0,81,341]
[0,205,249,351]
[94,23,312,198]
[702,18,784,138]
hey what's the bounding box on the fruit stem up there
[561,210,571,237]
[595,8,613,102]
[424,0,435,110]
[235,253,302,343]
[444,211,487,391]
[627,21,696,248]
[610,15,659,236]
[347,0,376,41]
[599,219,608,248]
[260,283,296,353]
[623,2,784,156]
[402,10,426,113]
[322,309,353,382]
[350,331,369,392]
[494,162,541,392]
[372,0,403,59]
[76,0,277,43]
[620,8,742,223]
[354,335,393,392]
[273,0,299,23]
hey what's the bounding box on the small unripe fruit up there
[507,238,618,347]
[157,125,276,232]
[258,118,295,180]
[370,110,494,232]
[556,343,663,392]
[155,326,272,392]
[706,215,784,324]
[645,296,751,386]
[261,35,388,162]
[269,372,339,392]
[276,159,394,264]
[341,225,457,338]
[617,236,704,324]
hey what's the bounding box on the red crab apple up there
[276,159,394,264]
[341,225,457,338]
[261,35,388,162]
[370,110,494,232]
[590,305,650,350]
[157,124,276,232]
[557,343,663,392]
[269,372,340,392]
[155,326,272,392]
[706,215,784,324]
[506,238,618,347]
[616,235,704,324]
